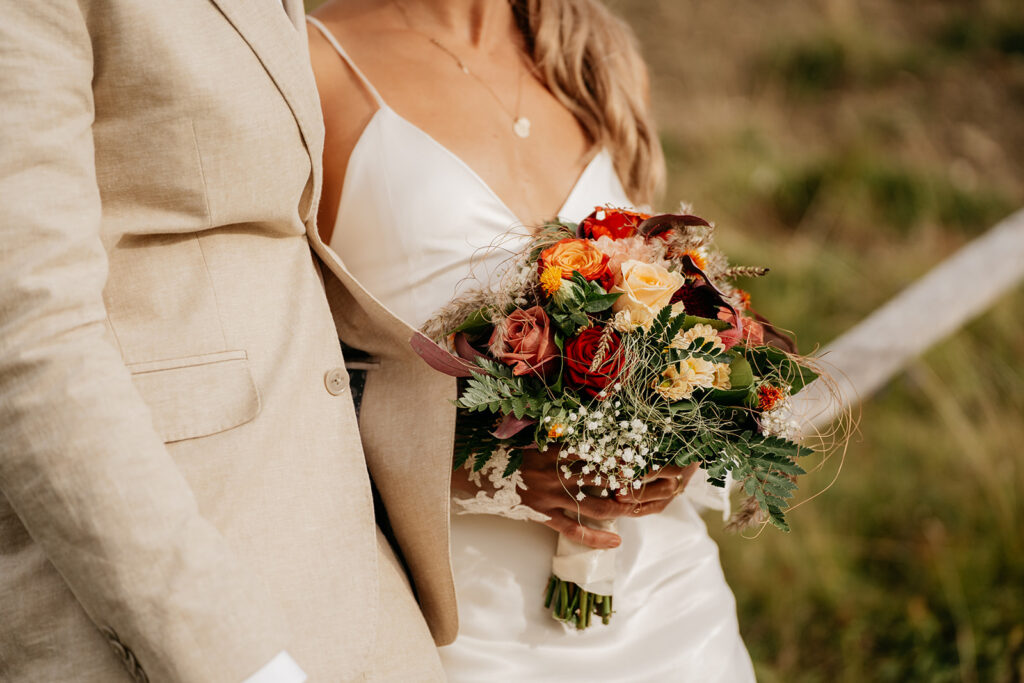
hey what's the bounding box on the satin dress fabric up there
[310,18,756,682]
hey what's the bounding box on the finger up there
[615,478,676,503]
[557,496,635,521]
[625,498,674,517]
[555,470,613,488]
[677,462,699,489]
[543,513,621,550]
[642,464,687,482]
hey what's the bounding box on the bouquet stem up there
[544,575,613,629]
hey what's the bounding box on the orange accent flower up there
[540,266,564,295]
[681,249,707,271]
[735,289,752,311]
[580,207,652,240]
[538,238,614,290]
[758,385,785,412]
[548,424,566,438]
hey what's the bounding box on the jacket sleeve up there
[0,3,291,680]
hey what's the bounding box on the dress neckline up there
[307,16,603,231]
[373,105,603,227]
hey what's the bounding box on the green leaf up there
[472,450,493,472]
[502,450,525,477]
[582,293,621,313]
[452,308,494,335]
[681,315,731,331]
[667,400,697,414]
[743,345,819,393]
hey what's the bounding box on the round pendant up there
[513,117,531,139]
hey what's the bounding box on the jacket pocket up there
[128,350,260,443]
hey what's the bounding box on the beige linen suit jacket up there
[0,1,455,681]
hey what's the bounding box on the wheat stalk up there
[724,265,770,279]
[588,325,617,372]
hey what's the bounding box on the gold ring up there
[633,506,641,515]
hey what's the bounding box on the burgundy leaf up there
[491,414,537,439]
[638,213,712,238]
[454,332,491,363]
[409,332,478,378]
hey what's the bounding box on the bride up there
[307,0,756,680]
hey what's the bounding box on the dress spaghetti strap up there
[306,15,387,108]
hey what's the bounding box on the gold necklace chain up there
[393,0,532,139]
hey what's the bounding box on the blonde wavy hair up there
[510,0,666,207]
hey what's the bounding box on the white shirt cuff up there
[243,651,307,683]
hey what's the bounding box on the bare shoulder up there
[307,1,383,239]
[306,4,377,130]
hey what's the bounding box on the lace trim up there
[453,447,551,523]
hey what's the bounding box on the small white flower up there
[576,491,586,501]
[544,416,552,423]
[632,480,642,490]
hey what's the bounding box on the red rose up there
[490,306,560,377]
[579,207,651,241]
[564,327,625,399]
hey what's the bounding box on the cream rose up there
[611,260,685,328]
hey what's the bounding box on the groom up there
[0,1,451,681]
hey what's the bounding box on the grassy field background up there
[306,1,1024,679]
[621,1,1023,680]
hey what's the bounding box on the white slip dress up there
[308,17,756,683]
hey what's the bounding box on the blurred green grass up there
[617,0,1024,680]
[305,0,1023,678]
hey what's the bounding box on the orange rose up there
[538,238,614,291]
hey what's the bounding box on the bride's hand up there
[517,447,699,550]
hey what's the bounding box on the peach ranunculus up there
[592,235,668,279]
[610,260,685,329]
[489,306,559,377]
[538,238,614,291]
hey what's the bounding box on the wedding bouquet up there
[412,206,822,630]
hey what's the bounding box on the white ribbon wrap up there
[550,515,618,595]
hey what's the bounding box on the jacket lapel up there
[209,0,324,215]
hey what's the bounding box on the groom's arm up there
[0,4,300,681]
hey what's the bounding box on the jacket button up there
[324,368,348,395]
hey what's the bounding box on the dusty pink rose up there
[718,308,765,349]
[490,306,559,377]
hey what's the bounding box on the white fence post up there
[791,208,1024,431]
